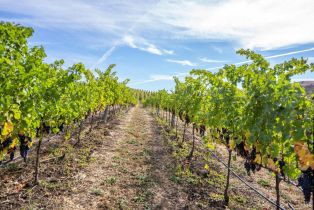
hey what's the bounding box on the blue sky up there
[1,0,314,90]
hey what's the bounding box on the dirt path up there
[58,106,188,209]
[2,106,308,209]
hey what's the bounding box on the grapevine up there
[144,49,314,209]
[0,22,137,184]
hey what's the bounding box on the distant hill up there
[299,81,314,94]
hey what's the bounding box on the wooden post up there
[34,123,44,185]
[275,173,281,210]
[224,149,232,205]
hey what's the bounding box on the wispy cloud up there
[166,59,196,66]
[212,46,223,54]
[264,48,314,59]
[292,78,314,82]
[91,33,175,68]
[151,74,174,81]
[1,0,174,69]
[2,0,314,50]
[90,45,117,69]
[130,75,173,85]
[131,47,314,86]
[149,0,314,49]
[29,41,55,46]
[123,35,137,48]
[0,0,151,35]
[205,47,314,71]
[130,72,188,85]
[122,35,173,56]
[200,57,227,63]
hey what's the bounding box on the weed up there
[7,163,18,172]
[91,188,104,196]
[111,163,119,168]
[170,175,181,184]
[118,167,128,173]
[209,193,224,202]
[232,195,247,204]
[117,199,128,209]
[126,139,137,145]
[137,174,148,184]
[105,176,117,185]
[112,156,120,162]
[257,179,271,187]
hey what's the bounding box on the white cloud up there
[151,74,174,81]
[292,78,314,82]
[264,48,314,59]
[132,47,314,85]
[235,47,314,65]
[122,35,173,55]
[130,72,188,85]
[206,66,223,71]
[90,33,174,69]
[123,35,137,48]
[205,47,314,71]
[145,44,164,55]
[2,0,314,59]
[200,57,227,63]
[130,74,172,85]
[90,45,117,69]
[166,59,197,66]
[163,49,175,55]
[0,0,151,34]
[1,0,314,50]
[148,0,314,49]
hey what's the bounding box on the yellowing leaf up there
[64,131,71,141]
[255,154,262,164]
[294,141,314,170]
[9,138,18,149]
[204,164,209,170]
[1,122,13,136]
[244,131,250,140]
[207,142,215,150]
[255,143,261,153]
[13,109,21,120]
[28,141,33,147]
[229,139,236,150]
[267,159,279,172]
